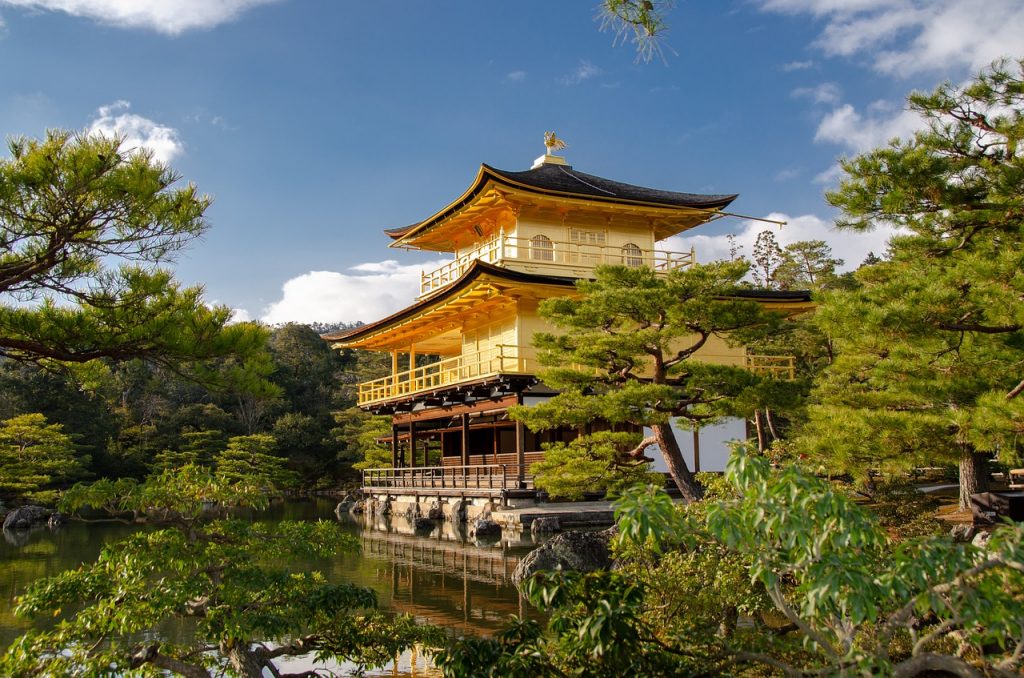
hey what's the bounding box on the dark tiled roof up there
[485,163,737,209]
[727,289,813,302]
[385,163,738,242]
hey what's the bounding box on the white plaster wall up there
[645,418,746,474]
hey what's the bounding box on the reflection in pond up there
[0,499,536,675]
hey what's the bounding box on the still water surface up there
[0,498,538,675]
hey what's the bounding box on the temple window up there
[530,234,554,261]
[568,228,606,246]
[622,242,643,267]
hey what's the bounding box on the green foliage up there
[750,230,846,293]
[266,323,346,415]
[530,431,662,500]
[775,239,846,292]
[707,447,1024,674]
[804,58,1024,504]
[336,407,392,472]
[216,434,297,492]
[153,429,227,472]
[598,0,673,63]
[440,447,1024,676]
[2,466,436,676]
[751,229,785,289]
[860,480,946,541]
[511,262,779,499]
[0,131,265,369]
[0,413,87,503]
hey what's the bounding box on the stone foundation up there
[364,492,539,525]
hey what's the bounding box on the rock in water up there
[3,505,52,531]
[414,517,435,533]
[512,526,616,588]
[471,518,501,539]
[530,517,561,536]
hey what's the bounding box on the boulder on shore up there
[950,523,976,543]
[3,505,52,531]
[512,526,617,588]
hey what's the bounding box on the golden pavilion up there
[325,137,811,505]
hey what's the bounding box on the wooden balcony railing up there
[362,464,533,492]
[420,233,695,296]
[745,354,796,380]
[358,344,535,406]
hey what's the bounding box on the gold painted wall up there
[513,296,747,373]
[461,314,516,356]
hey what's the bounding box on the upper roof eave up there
[385,163,738,247]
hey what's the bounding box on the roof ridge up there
[556,165,617,196]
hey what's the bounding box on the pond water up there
[0,498,538,676]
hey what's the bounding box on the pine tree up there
[512,262,780,501]
[803,58,1024,508]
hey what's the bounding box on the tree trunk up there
[652,422,703,501]
[754,410,767,452]
[958,447,989,512]
[222,641,264,678]
[892,652,984,678]
[764,408,780,441]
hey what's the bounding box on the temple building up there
[324,138,811,508]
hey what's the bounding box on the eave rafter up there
[332,280,516,352]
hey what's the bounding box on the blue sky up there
[1,0,1022,324]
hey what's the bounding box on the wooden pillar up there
[693,429,701,473]
[492,426,498,464]
[391,424,399,467]
[461,413,470,466]
[409,419,417,469]
[515,421,525,484]
[391,350,399,388]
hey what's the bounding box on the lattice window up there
[622,242,643,267]
[530,234,554,261]
[568,228,606,246]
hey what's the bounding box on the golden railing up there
[358,344,535,406]
[362,464,533,492]
[745,355,796,380]
[420,233,696,296]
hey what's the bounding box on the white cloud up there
[260,258,449,325]
[88,100,184,163]
[0,0,281,34]
[774,168,800,182]
[782,59,815,71]
[228,308,252,323]
[756,0,1024,77]
[812,163,845,186]
[814,101,923,153]
[663,212,902,272]
[506,70,526,82]
[791,82,841,105]
[560,60,601,85]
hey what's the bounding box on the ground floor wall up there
[645,417,746,474]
